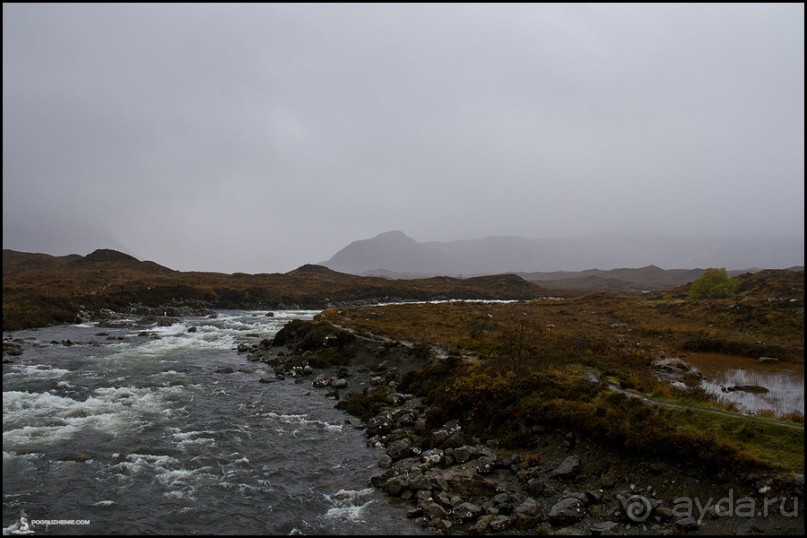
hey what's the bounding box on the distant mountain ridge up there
[321,231,804,280]
[2,248,547,331]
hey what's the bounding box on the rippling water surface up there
[3,311,424,535]
[685,352,804,417]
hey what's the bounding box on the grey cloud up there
[3,3,803,273]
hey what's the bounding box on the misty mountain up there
[321,231,804,276]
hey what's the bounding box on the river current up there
[3,310,425,535]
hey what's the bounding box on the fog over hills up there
[321,231,804,277]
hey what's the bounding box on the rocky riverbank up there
[241,321,804,536]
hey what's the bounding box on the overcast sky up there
[3,3,804,273]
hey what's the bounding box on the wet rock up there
[392,409,417,428]
[427,462,500,498]
[724,385,769,393]
[386,438,413,460]
[549,497,586,525]
[421,499,449,520]
[467,514,494,535]
[552,455,580,478]
[475,456,495,475]
[431,421,465,449]
[3,341,23,356]
[420,448,444,467]
[433,518,452,534]
[590,521,619,535]
[451,501,482,522]
[433,491,454,509]
[514,497,544,529]
[312,375,328,388]
[329,377,348,389]
[214,367,234,374]
[650,504,673,521]
[554,526,588,535]
[366,412,394,436]
[488,514,514,532]
[452,445,474,464]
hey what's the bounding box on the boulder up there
[421,499,449,520]
[386,438,414,460]
[548,497,586,525]
[427,462,500,498]
[488,515,514,532]
[552,455,580,478]
[420,448,444,467]
[514,497,544,529]
[451,502,482,522]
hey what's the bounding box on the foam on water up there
[3,385,181,448]
[323,488,376,521]
[263,411,343,433]
[4,364,71,380]
[103,332,233,361]
[3,309,428,535]
[169,429,217,449]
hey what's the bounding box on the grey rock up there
[514,497,544,529]
[451,502,483,522]
[590,521,619,535]
[386,438,413,460]
[552,455,580,478]
[549,497,586,524]
[489,515,514,532]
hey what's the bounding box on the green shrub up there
[689,268,740,299]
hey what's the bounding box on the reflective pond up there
[684,352,804,417]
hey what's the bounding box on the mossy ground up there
[316,289,804,473]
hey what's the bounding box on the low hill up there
[2,249,83,274]
[519,265,708,292]
[2,249,550,331]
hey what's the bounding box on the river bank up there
[248,319,804,535]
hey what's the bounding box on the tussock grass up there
[318,286,803,473]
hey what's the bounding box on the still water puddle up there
[684,352,804,417]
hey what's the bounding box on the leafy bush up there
[689,268,739,299]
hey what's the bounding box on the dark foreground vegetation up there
[311,269,804,470]
[259,267,803,534]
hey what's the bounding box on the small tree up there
[688,268,739,299]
